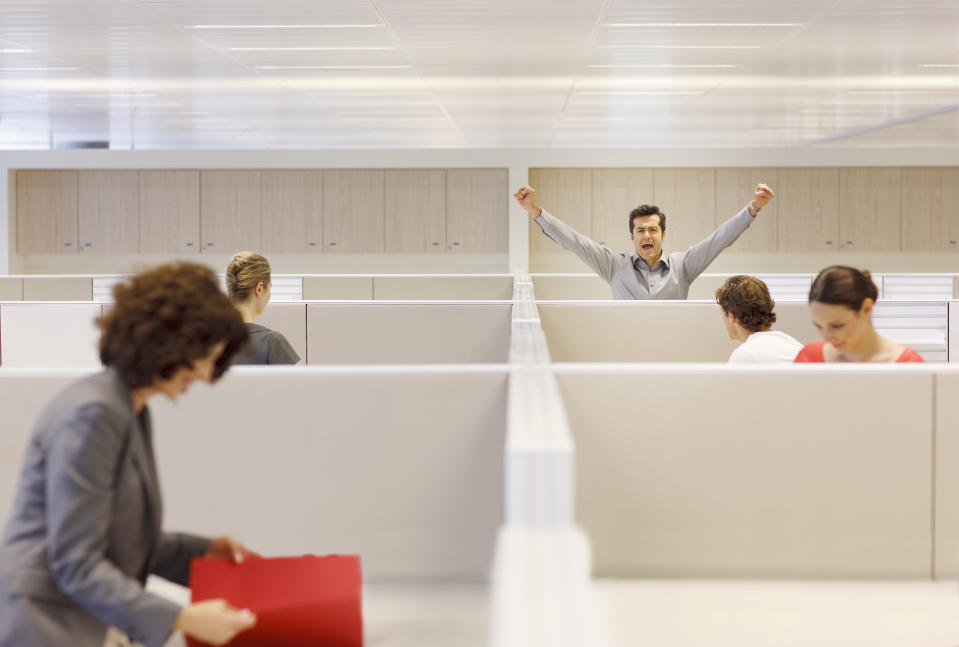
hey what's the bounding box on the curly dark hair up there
[98,262,248,389]
[809,265,878,311]
[628,204,666,233]
[715,275,777,333]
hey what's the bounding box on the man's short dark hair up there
[98,262,248,389]
[629,205,666,233]
[715,275,777,333]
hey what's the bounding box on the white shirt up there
[728,330,804,364]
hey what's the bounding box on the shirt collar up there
[632,252,670,271]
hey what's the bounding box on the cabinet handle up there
[843,240,853,248]
[450,241,461,249]
[824,241,833,247]
[64,242,72,248]
[205,242,215,248]
[431,242,440,247]
[308,242,318,248]
[328,241,337,248]
[83,242,92,249]
[185,242,194,248]
[950,241,957,247]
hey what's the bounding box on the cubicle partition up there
[0,302,102,367]
[555,364,934,578]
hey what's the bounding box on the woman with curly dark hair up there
[0,262,258,647]
[715,275,802,363]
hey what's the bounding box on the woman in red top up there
[795,265,924,363]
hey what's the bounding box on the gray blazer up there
[0,368,209,647]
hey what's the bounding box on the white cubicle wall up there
[555,364,934,578]
[0,367,508,581]
[0,302,102,367]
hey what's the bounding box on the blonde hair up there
[226,251,271,302]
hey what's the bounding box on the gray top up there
[534,206,755,299]
[232,323,301,365]
[0,368,209,647]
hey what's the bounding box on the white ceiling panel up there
[1,0,959,148]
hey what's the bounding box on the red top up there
[793,339,924,363]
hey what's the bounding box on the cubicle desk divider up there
[935,367,959,577]
[555,364,935,578]
[0,302,102,367]
[306,301,512,364]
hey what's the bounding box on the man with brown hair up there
[716,275,802,363]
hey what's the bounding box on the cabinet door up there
[652,168,716,253]
[322,170,385,253]
[200,170,262,254]
[261,170,323,254]
[900,167,959,253]
[140,171,199,254]
[716,168,779,253]
[17,170,78,254]
[838,168,901,252]
[777,168,840,253]
[591,168,653,255]
[446,169,508,253]
[78,171,139,254]
[385,169,446,253]
[528,168,592,257]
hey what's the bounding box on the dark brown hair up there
[808,266,878,311]
[98,262,248,389]
[715,275,777,332]
[628,204,666,233]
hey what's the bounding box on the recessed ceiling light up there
[227,46,394,51]
[0,67,79,71]
[186,24,382,29]
[597,44,759,49]
[605,23,800,28]
[587,64,739,69]
[255,65,412,70]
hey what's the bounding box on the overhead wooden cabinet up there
[139,170,200,254]
[591,168,654,255]
[838,167,901,253]
[777,168,840,253]
[446,169,508,254]
[78,171,139,254]
[261,170,324,254]
[200,170,262,254]
[528,168,591,257]
[653,168,716,254]
[17,170,78,255]
[716,168,779,253]
[323,170,385,253]
[900,167,959,253]
[385,169,446,253]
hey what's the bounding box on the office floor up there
[149,578,488,647]
[595,578,959,647]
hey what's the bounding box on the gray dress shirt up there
[534,206,755,299]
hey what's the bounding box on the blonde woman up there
[226,252,300,365]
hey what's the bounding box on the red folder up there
[186,554,363,647]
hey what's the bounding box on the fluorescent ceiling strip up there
[848,89,958,94]
[917,64,959,68]
[597,44,759,49]
[606,22,799,27]
[227,46,394,51]
[256,65,411,70]
[575,90,704,95]
[0,49,31,53]
[186,24,382,29]
[0,67,79,71]
[587,64,738,68]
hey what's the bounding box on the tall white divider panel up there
[250,302,307,363]
[0,303,102,367]
[951,301,959,362]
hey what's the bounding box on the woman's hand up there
[206,535,258,564]
[175,599,256,645]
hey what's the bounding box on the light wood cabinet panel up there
[446,169,508,253]
[528,168,591,256]
[261,170,323,254]
[838,168,901,253]
[200,170,262,254]
[17,170,78,254]
[777,168,840,253]
[900,167,959,253]
[591,168,654,255]
[716,168,779,253]
[385,169,446,253]
[78,171,139,254]
[323,170,384,253]
[139,170,199,254]
[652,168,716,253]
